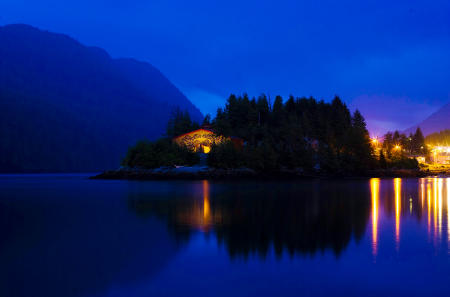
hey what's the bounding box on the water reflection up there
[130,177,450,260]
[368,177,450,256]
[0,176,181,297]
[370,178,379,256]
[3,176,450,297]
[394,178,401,250]
[203,180,211,229]
[129,180,371,259]
[448,178,450,244]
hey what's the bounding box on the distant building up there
[173,125,243,154]
[416,156,426,163]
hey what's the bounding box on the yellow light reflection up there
[434,178,438,239]
[427,181,431,239]
[447,178,450,244]
[370,178,380,257]
[421,180,424,211]
[203,180,211,225]
[438,179,443,238]
[394,178,401,250]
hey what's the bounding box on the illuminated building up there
[173,127,223,153]
[416,156,426,163]
[430,146,450,164]
[173,125,243,154]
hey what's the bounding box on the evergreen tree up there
[379,150,387,169]
[202,114,211,126]
[382,132,394,159]
[213,108,232,136]
[412,127,426,155]
[271,95,284,126]
[126,92,420,172]
[348,110,373,170]
[380,129,424,168]
[256,94,270,127]
[166,108,199,137]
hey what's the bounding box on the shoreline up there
[90,166,444,181]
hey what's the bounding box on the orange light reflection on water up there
[421,180,424,211]
[203,180,211,227]
[447,178,450,244]
[427,181,432,239]
[434,179,438,241]
[394,178,401,250]
[438,179,443,238]
[370,178,379,257]
[369,177,450,256]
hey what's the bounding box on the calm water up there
[1,175,450,297]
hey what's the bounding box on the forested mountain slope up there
[0,24,202,172]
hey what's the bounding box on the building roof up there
[173,128,215,140]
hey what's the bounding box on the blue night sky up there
[1,0,449,135]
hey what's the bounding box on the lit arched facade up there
[173,129,225,154]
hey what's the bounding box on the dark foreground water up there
[1,175,450,297]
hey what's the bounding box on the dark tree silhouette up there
[208,94,375,173]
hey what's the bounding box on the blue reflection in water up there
[1,175,450,297]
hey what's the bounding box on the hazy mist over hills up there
[0,24,203,172]
[405,102,450,136]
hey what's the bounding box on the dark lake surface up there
[1,175,450,297]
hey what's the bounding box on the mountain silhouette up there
[0,24,202,172]
[405,102,450,136]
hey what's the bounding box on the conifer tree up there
[412,127,426,155]
[379,150,387,169]
[166,108,199,137]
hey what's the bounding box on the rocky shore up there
[90,166,441,180]
[91,166,309,180]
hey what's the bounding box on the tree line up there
[123,93,420,173]
[208,94,374,173]
[376,128,425,169]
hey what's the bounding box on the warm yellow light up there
[434,179,438,239]
[394,178,401,250]
[447,178,450,243]
[438,179,443,238]
[203,180,211,226]
[394,145,401,150]
[203,146,211,153]
[427,182,431,237]
[370,178,379,257]
[421,180,424,210]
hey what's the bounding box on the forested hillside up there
[0,24,202,172]
[209,94,374,172]
[405,102,450,136]
[123,94,380,174]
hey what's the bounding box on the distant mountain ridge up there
[404,102,450,136]
[0,24,202,172]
